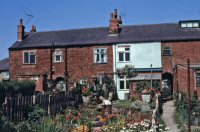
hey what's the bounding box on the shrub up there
[28,105,47,123]
[0,117,16,132]
[35,117,64,132]
[0,80,35,106]
[16,121,32,132]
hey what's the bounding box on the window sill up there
[117,61,131,63]
[54,61,62,63]
[163,54,172,56]
[94,62,107,64]
[23,63,36,65]
[118,89,130,91]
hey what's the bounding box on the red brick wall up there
[67,45,113,86]
[162,41,200,96]
[9,48,66,91]
[10,45,113,91]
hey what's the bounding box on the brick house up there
[9,10,200,98]
[0,58,9,82]
[9,10,122,92]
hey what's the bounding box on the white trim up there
[23,51,36,64]
[94,48,107,63]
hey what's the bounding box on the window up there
[196,73,200,86]
[24,51,36,64]
[163,47,172,56]
[119,80,129,90]
[31,76,39,82]
[118,46,130,62]
[180,21,200,28]
[96,75,105,85]
[80,78,88,85]
[94,48,107,63]
[4,72,9,79]
[54,49,62,63]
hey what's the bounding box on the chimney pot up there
[17,19,25,41]
[20,19,23,25]
[114,9,118,18]
[30,25,37,32]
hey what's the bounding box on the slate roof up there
[9,23,200,50]
[0,58,9,71]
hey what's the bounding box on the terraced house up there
[9,9,200,99]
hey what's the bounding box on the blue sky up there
[1,0,200,60]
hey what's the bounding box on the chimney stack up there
[109,9,122,35]
[17,19,25,41]
[30,25,37,32]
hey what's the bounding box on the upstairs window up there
[196,73,200,87]
[94,48,107,63]
[163,47,172,56]
[118,46,130,62]
[24,51,36,64]
[180,21,200,28]
[54,49,62,63]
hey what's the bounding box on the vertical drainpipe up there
[113,44,117,92]
[65,47,68,88]
[194,70,196,91]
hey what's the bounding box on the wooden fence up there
[2,92,81,122]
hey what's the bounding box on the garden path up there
[162,100,179,132]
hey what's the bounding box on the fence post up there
[33,94,36,105]
[48,93,51,115]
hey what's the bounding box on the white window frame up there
[94,48,107,63]
[23,51,36,64]
[119,76,130,90]
[4,72,9,79]
[31,76,39,82]
[180,22,199,28]
[118,46,130,62]
[54,49,62,63]
[96,75,105,85]
[163,46,172,56]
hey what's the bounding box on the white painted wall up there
[113,42,162,100]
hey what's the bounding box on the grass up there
[112,100,132,109]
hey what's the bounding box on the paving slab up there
[162,100,179,132]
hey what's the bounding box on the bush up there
[35,117,64,132]
[16,121,32,132]
[27,105,47,123]
[0,80,35,96]
[0,117,16,132]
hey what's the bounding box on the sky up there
[1,0,200,60]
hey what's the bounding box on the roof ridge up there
[27,22,178,34]
[28,26,109,34]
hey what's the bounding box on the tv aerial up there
[25,13,34,25]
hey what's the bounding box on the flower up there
[82,86,91,96]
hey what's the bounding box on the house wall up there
[113,42,162,100]
[67,45,113,87]
[0,71,9,82]
[9,48,66,91]
[162,41,200,96]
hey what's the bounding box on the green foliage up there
[35,117,64,132]
[116,65,137,78]
[0,80,35,96]
[0,117,16,132]
[16,121,32,132]
[28,105,47,123]
[136,80,160,94]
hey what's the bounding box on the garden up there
[174,91,200,132]
[0,79,168,132]
[0,65,167,131]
